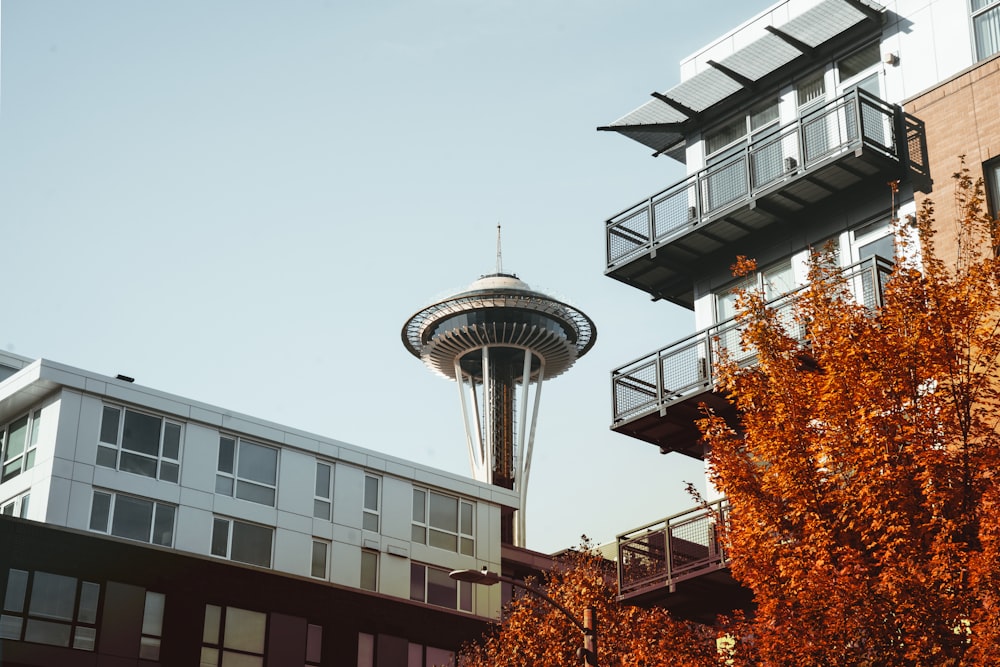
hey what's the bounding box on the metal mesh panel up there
[750,134,786,190]
[619,528,668,591]
[658,339,708,398]
[860,98,891,151]
[802,113,833,163]
[607,208,650,265]
[668,512,717,577]
[702,156,748,214]
[613,359,657,421]
[652,181,698,240]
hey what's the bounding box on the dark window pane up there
[315,463,330,497]
[74,626,97,651]
[153,504,175,546]
[211,519,230,557]
[159,461,179,483]
[314,499,331,520]
[218,437,235,473]
[412,489,425,522]
[230,521,272,568]
[122,411,161,456]
[311,542,327,578]
[461,537,474,557]
[410,563,425,602]
[24,619,71,647]
[362,512,378,532]
[306,624,322,663]
[361,552,377,592]
[364,477,379,511]
[3,569,28,612]
[162,423,181,459]
[89,492,111,532]
[78,582,100,624]
[216,475,234,496]
[235,481,275,506]
[99,406,120,445]
[460,582,472,612]
[29,572,77,621]
[429,493,457,532]
[120,452,157,478]
[111,495,154,542]
[426,568,456,608]
[0,614,22,639]
[96,446,117,469]
[412,525,425,543]
[237,442,277,485]
[5,416,28,460]
[429,529,457,552]
[461,503,473,535]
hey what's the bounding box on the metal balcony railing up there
[611,256,893,426]
[606,88,899,270]
[618,497,730,599]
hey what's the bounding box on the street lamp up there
[450,568,598,667]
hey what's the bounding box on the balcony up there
[617,498,750,620]
[605,88,904,308]
[611,256,893,458]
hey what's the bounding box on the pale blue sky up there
[1,0,774,553]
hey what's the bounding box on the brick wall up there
[905,55,1000,262]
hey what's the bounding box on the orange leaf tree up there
[457,539,719,667]
[699,165,1000,666]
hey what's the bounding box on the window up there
[306,623,322,667]
[1,409,41,483]
[202,604,266,667]
[97,406,181,482]
[409,644,456,667]
[311,540,329,579]
[216,436,278,506]
[985,157,1000,222]
[837,42,880,83]
[797,71,826,109]
[314,461,332,520]
[973,0,1000,60]
[141,591,165,660]
[410,563,472,612]
[412,489,474,556]
[704,98,779,158]
[360,549,378,592]
[211,517,273,568]
[89,490,175,546]
[1,492,30,518]
[362,475,380,532]
[0,569,100,651]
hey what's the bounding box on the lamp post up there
[450,568,598,667]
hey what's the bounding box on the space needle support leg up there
[455,359,485,482]
[481,346,495,484]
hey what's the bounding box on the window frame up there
[411,488,475,556]
[310,539,330,579]
[88,490,176,547]
[360,549,378,592]
[1,492,30,519]
[215,435,279,507]
[1,409,42,483]
[97,405,182,483]
[362,474,380,532]
[314,461,333,520]
[0,568,101,651]
[972,0,1000,61]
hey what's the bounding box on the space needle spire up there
[402,244,596,546]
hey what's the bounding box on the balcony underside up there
[606,146,901,309]
[610,385,733,459]
[622,565,752,624]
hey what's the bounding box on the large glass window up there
[0,569,100,651]
[97,406,181,483]
[362,475,380,532]
[89,490,175,547]
[1,409,41,483]
[412,488,474,556]
[410,563,472,612]
[211,517,273,568]
[141,591,165,660]
[216,436,278,506]
[973,0,1000,60]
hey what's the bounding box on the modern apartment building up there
[0,350,525,665]
[600,0,1000,620]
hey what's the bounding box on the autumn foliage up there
[457,539,718,667]
[699,165,1000,666]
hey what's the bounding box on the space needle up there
[402,230,596,546]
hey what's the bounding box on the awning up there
[598,0,885,157]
